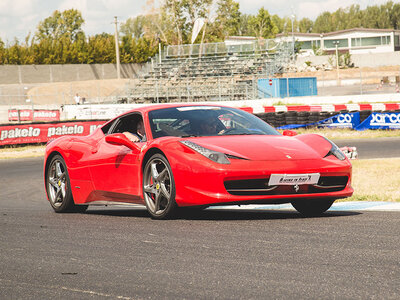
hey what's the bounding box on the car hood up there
[186,135,330,161]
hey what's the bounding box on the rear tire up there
[46,154,87,213]
[291,199,334,216]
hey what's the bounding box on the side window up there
[101,119,116,135]
[111,114,142,134]
[109,113,146,142]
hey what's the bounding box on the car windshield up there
[149,106,279,139]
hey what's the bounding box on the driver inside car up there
[123,119,146,142]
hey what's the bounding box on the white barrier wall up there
[2,93,400,124]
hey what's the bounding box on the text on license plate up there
[268,173,320,186]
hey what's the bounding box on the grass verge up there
[344,157,400,202]
[287,128,400,140]
[0,144,45,159]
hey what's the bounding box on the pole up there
[114,16,121,79]
[159,43,162,64]
[291,15,295,60]
[199,21,207,59]
[334,41,340,86]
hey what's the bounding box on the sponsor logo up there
[47,125,84,137]
[1,127,41,141]
[33,111,58,118]
[337,114,353,123]
[89,125,102,134]
[370,113,400,125]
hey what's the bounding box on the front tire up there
[142,154,176,219]
[46,154,87,213]
[291,199,334,216]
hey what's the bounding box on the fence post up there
[286,77,290,98]
[218,77,221,101]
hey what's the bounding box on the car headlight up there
[324,138,346,161]
[180,140,230,164]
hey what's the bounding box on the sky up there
[0,0,392,43]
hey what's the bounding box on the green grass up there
[288,128,400,140]
[343,157,400,202]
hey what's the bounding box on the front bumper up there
[173,157,353,207]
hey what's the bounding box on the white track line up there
[207,201,400,212]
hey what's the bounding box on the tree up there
[248,7,277,39]
[313,12,333,33]
[86,33,115,64]
[162,0,186,44]
[388,1,400,29]
[35,9,85,42]
[298,18,313,33]
[120,15,147,39]
[0,38,5,64]
[271,15,285,33]
[212,0,241,39]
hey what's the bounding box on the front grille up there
[224,176,348,196]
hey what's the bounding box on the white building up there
[275,28,400,56]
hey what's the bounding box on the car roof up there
[124,103,230,115]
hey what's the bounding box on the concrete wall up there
[296,52,400,68]
[0,63,144,84]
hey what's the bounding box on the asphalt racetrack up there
[1,138,400,299]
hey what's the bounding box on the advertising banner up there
[8,109,61,122]
[8,109,33,121]
[278,112,361,130]
[355,112,400,130]
[318,112,360,129]
[0,120,105,146]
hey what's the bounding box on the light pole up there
[114,16,121,79]
[291,14,295,60]
[333,40,340,86]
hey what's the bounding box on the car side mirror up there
[105,133,141,153]
[282,130,298,136]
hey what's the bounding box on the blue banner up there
[318,112,360,129]
[355,112,400,130]
[277,112,361,130]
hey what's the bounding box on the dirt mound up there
[27,79,132,105]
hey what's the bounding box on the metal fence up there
[161,40,290,59]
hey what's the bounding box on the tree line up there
[0,0,399,65]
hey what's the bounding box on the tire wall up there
[254,109,400,128]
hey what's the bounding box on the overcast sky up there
[0,0,391,43]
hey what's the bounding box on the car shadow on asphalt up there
[85,207,361,220]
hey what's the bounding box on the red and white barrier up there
[261,103,400,113]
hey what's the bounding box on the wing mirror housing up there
[282,130,298,137]
[105,133,141,153]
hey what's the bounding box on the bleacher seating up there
[125,40,293,103]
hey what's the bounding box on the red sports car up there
[44,104,353,219]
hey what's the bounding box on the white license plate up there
[268,173,320,186]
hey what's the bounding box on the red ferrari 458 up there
[44,104,353,219]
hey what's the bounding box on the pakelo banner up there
[0,120,105,146]
[8,109,61,122]
[355,112,400,130]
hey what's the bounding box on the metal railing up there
[160,40,291,59]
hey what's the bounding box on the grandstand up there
[125,39,293,103]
